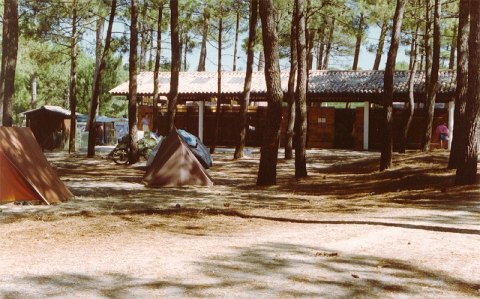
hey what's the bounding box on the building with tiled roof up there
[109,70,457,151]
[307,70,456,102]
[109,70,456,103]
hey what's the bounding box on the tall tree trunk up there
[455,0,479,185]
[323,18,335,70]
[449,23,457,69]
[87,0,117,158]
[197,10,209,72]
[400,24,419,154]
[409,13,418,70]
[152,3,163,134]
[86,17,104,132]
[69,4,78,154]
[380,0,406,171]
[307,29,315,71]
[234,0,258,160]
[0,0,19,127]
[257,0,283,186]
[421,0,434,151]
[140,0,149,71]
[148,28,154,71]
[422,0,441,151]
[448,0,469,169]
[31,5,38,110]
[211,17,223,154]
[373,22,387,70]
[31,72,37,109]
[316,25,325,70]
[258,51,265,71]
[352,13,364,70]
[295,0,307,178]
[167,0,181,135]
[183,36,188,72]
[285,1,298,160]
[128,0,140,164]
[233,11,240,71]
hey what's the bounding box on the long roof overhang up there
[109,70,457,104]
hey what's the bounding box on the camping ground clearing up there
[1,149,479,298]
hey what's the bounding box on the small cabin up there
[23,105,74,151]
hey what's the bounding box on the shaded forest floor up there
[1,148,479,298]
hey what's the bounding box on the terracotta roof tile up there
[110,70,457,98]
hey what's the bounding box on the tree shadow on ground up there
[2,149,478,226]
[2,242,479,299]
[219,210,480,235]
[2,150,479,298]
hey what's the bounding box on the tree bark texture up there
[373,22,387,70]
[85,17,104,132]
[140,0,149,71]
[421,0,433,150]
[197,10,209,72]
[323,18,335,70]
[128,0,140,164]
[233,11,240,71]
[285,1,298,160]
[422,0,441,151]
[87,0,117,158]
[31,72,37,109]
[400,24,419,154]
[257,0,283,186]
[211,17,223,155]
[307,29,315,71]
[449,23,457,70]
[167,0,181,135]
[380,0,406,171]
[235,0,258,160]
[1,0,19,127]
[316,25,325,70]
[152,3,163,134]
[258,51,265,71]
[69,4,77,154]
[295,0,308,178]
[456,0,480,185]
[352,13,364,70]
[448,0,469,169]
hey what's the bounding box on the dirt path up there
[1,149,479,298]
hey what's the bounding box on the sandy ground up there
[1,148,479,298]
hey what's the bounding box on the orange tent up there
[142,128,214,187]
[0,127,73,204]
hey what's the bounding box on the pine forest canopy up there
[0,0,462,125]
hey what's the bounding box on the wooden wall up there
[144,105,449,150]
[26,112,70,151]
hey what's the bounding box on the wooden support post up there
[363,101,370,150]
[448,100,454,150]
[198,100,204,142]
